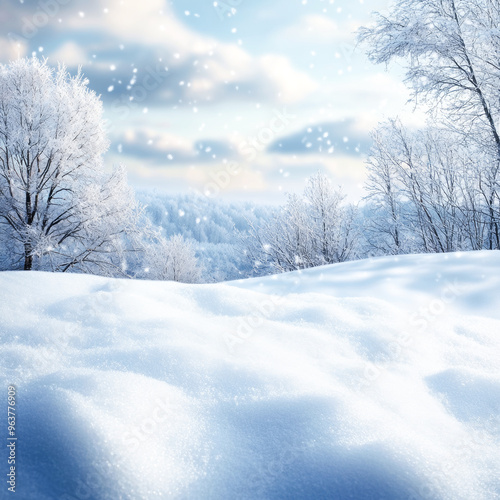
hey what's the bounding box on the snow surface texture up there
[1,251,499,499]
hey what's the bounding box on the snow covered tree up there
[364,123,407,255]
[140,234,202,283]
[359,0,500,249]
[305,172,353,264]
[0,57,139,274]
[243,173,360,274]
[364,119,492,254]
[247,192,316,273]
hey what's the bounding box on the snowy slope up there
[1,251,499,499]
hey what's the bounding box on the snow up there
[1,251,500,499]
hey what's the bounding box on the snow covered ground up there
[1,251,499,499]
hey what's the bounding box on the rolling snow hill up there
[1,251,499,499]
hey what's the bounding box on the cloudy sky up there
[1,0,421,203]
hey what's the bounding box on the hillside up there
[1,251,499,499]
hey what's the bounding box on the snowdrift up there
[1,251,499,499]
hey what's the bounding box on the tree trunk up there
[24,244,33,270]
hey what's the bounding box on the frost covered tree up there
[365,119,490,254]
[243,173,359,274]
[364,123,407,255]
[245,193,315,273]
[0,57,140,274]
[140,234,202,283]
[359,0,500,249]
[305,172,356,264]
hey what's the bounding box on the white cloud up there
[48,0,316,104]
[0,37,27,62]
[49,42,88,67]
[278,14,359,44]
[260,55,318,102]
[124,128,194,154]
[112,126,243,166]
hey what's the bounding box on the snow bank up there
[1,251,499,499]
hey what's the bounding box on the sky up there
[0,0,422,203]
